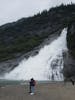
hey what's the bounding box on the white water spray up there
[3,28,67,81]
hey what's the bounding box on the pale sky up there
[0,0,75,25]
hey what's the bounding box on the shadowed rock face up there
[63,52,75,79]
[67,23,75,58]
[63,23,75,80]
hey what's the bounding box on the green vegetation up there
[0,32,50,61]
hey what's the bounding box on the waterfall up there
[2,28,68,81]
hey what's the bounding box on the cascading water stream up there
[2,28,68,81]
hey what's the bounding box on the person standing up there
[29,78,36,95]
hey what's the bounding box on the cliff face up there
[63,23,75,80]
[67,23,75,57]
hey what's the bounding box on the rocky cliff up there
[63,22,75,80]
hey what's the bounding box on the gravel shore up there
[0,82,75,100]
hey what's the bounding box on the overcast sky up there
[0,0,75,25]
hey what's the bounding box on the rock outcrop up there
[63,23,75,80]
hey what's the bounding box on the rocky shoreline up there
[0,82,75,100]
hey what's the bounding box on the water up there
[2,28,68,81]
[0,79,22,86]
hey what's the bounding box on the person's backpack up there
[33,80,36,86]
